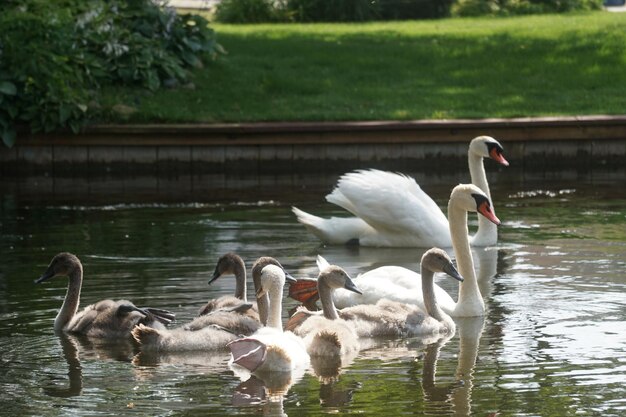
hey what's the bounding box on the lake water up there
[1,167,625,416]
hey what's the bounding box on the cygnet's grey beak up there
[34,269,55,284]
[344,277,363,295]
[443,263,464,282]
[208,268,222,285]
[284,269,297,284]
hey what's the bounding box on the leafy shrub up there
[214,0,455,22]
[0,0,220,147]
[378,0,454,19]
[452,0,501,16]
[214,0,290,23]
[286,0,381,22]
[0,8,89,146]
[452,0,603,16]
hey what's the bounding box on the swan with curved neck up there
[199,254,293,327]
[292,136,507,247]
[35,253,174,338]
[448,184,491,316]
[290,184,500,318]
[228,264,309,373]
[288,261,363,358]
[132,255,294,352]
[288,248,464,338]
[197,252,256,319]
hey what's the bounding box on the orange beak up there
[478,202,501,225]
[489,148,509,166]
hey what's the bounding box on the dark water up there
[1,168,625,416]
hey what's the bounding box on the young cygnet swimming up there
[132,255,295,352]
[196,252,259,321]
[287,257,363,358]
[198,254,294,326]
[287,248,464,339]
[228,264,309,373]
[35,252,174,338]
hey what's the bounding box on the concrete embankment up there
[2,116,625,176]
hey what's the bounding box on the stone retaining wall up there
[2,116,625,175]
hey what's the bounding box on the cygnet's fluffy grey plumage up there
[287,248,464,339]
[35,252,174,338]
[197,253,258,320]
[132,255,294,352]
[288,261,362,358]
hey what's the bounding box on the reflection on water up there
[1,170,625,416]
[42,335,82,398]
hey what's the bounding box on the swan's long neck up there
[448,203,484,317]
[468,153,497,245]
[233,260,247,302]
[266,282,284,330]
[421,268,446,322]
[55,267,82,332]
[468,153,490,200]
[318,279,339,320]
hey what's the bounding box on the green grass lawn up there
[100,12,626,123]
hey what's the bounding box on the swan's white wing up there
[326,170,449,245]
[316,255,330,273]
[231,327,309,373]
[292,206,375,244]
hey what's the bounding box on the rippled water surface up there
[1,169,625,416]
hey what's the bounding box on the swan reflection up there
[42,334,83,398]
[231,372,298,417]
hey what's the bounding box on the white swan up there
[292,135,507,247]
[35,253,174,338]
[288,248,464,338]
[287,260,363,358]
[290,184,500,317]
[228,264,310,373]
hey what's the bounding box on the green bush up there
[452,0,603,16]
[287,0,381,22]
[214,0,455,22]
[214,0,290,23]
[0,0,220,147]
[0,8,89,145]
[378,0,454,19]
[452,0,501,16]
[213,0,601,23]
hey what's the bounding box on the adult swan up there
[292,136,507,247]
[290,184,500,317]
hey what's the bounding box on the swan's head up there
[421,248,463,282]
[318,265,363,295]
[470,136,509,166]
[256,264,286,299]
[252,256,296,286]
[449,184,501,225]
[209,252,245,285]
[35,252,82,284]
